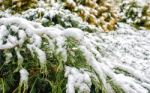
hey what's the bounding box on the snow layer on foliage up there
[1,17,150,93]
[122,0,150,6]
[63,28,84,42]
[65,66,91,93]
[135,0,150,6]
[80,22,150,93]
[0,25,7,45]
[20,6,100,33]
[4,51,12,63]
[20,68,29,83]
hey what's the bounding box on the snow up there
[5,51,12,63]
[79,45,113,93]
[8,35,18,45]
[18,30,27,46]
[0,17,36,36]
[27,44,47,66]
[63,28,84,42]
[135,0,149,6]
[79,22,150,93]
[0,25,7,45]
[0,34,19,50]
[19,68,29,83]
[34,46,46,64]
[55,36,67,62]
[32,34,42,47]
[1,5,150,92]
[1,17,150,92]
[65,66,91,93]
[10,25,19,32]
[15,47,23,65]
[122,0,150,6]
[39,27,63,38]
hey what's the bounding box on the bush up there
[120,0,150,29]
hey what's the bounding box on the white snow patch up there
[63,28,84,42]
[65,66,91,93]
[20,68,29,83]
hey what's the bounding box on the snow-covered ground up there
[82,23,150,93]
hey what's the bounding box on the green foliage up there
[41,10,99,32]
[2,0,149,93]
[0,24,101,92]
[120,1,150,29]
[107,77,124,93]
